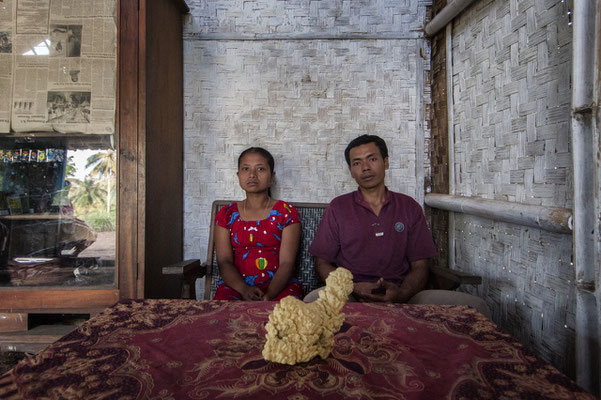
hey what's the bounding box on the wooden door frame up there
[118,0,141,298]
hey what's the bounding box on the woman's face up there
[237,152,274,194]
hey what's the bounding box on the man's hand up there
[353,278,403,303]
[240,285,264,301]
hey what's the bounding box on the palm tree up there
[86,150,115,214]
[65,155,77,178]
[70,178,106,208]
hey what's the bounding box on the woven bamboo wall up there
[183,0,432,261]
[444,0,576,376]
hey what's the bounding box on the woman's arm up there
[263,222,301,300]
[215,225,263,300]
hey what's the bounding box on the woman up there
[213,147,303,301]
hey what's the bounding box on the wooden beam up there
[118,0,140,299]
[0,289,119,311]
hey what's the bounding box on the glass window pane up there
[0,135,115,287]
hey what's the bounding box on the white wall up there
[183,0,432,262]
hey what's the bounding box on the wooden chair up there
[163,200,482,300]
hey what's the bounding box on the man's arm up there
[318,256,402,301]
[390,258,429,302]
[315,257,337,282]
[358,259,429,303]
[310,203,341,283]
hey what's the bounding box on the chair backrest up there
[203,200,329,300]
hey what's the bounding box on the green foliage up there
[66,155,77,178]
[70,177,107,208]
[88,213,115,232]
[86,150,115,180]
[86,150,115,214]
[66,150,117,232]
[74,208,116,232]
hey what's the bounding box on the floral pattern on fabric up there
[213,200,302,300]
[0,300,593,400]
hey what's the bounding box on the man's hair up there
[344,135,389,166]
[238,147,275,173]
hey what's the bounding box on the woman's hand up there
[240,285,264,301]
[216,225,264,301]
[264,222,301,300]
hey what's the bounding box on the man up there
[308,136,490,317]
[308,134,436,302]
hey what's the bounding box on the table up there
[0,299,594,399]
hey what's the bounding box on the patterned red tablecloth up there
[0,299,594,399]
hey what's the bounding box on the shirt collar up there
[353,186,391,212]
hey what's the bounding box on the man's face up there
[348,142,389,190]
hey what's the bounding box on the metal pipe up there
[424,0,479,38]
[571,0,598,393]
[416,39,425,206]
[425,193,572,234]
[446,23,456,269]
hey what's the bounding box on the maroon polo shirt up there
[309,188,437,283]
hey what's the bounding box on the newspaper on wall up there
[0,0,15,132]
[0,0,116,134]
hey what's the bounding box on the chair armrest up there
[428,265,482,291]
[162,259,207,299]
[162,259,207,277]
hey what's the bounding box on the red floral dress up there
[213,200,303,301]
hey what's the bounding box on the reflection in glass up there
[22,39,51,56]
[0,136,115,287]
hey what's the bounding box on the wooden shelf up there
[0,288,119,312]
[0,133,113,150]
[0,324,80,353]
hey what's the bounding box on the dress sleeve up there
[215,203,235,228]
[280,201,301,227]
[283,202,300,226]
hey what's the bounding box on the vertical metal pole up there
[571,0,599,394]
[446,23,456,269]
[416,39,425,206]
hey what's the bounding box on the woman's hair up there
[238,147,275,173]
[237,147,275,196]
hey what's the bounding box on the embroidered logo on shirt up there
[394,222,405,232]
